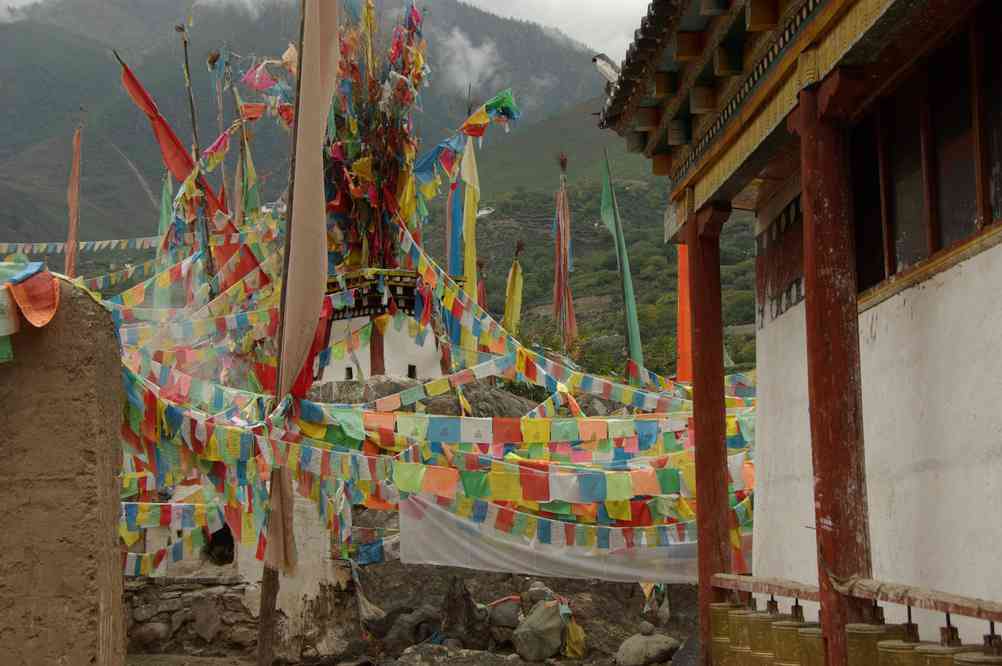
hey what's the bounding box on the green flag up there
[600,151,645,369]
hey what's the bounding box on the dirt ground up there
[127,658,253,666]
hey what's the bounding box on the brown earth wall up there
[0,281,125,664]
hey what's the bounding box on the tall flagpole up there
[176,23,218,293]
[257,3,307,663]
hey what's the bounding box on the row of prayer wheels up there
[710,601,1002,665]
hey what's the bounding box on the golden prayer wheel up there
[729,609,755,648]
[773,620,818,662]
[712,636,734,666]
[878,639,921,666]
[711,602,745,639]
[848,622,892,665]
[883,624,909,641]
[749,613,791,652]
[799,626,826,666]
[915,644,977,665]
[729,645,753,666]
[954,653,1002,664]
[749,650,775,665]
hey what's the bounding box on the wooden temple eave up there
[663,0,983,222]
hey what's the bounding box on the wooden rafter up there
[643,1,750,157]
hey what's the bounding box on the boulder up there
[523,581,555,605]
[191,598,222,642]
[133,603,158,623]
[615,633,680,666]
[132,621,171,647]
[441,577,490,650]
[512,601,563,662]
[489,598,522,629]
[383,605,440,655]
[656,599,671,627]
[490,625,515,646]
[639,621,655,636]
[170,608,192,634]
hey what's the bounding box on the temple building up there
[603,0,1002,663]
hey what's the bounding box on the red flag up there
[116,54,227,221]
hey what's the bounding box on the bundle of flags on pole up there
[552,156,577,350]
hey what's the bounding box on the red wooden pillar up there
[370,315,386,376]
[684,203,733,666]
[790,69,873,666]
[676,244,693,383]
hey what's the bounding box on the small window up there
[407,364,418,380]
[851,113,886,292]
[345,366,354,381]
[930,30,977,247]
[984,5,1002,220]
[888,73,928,270]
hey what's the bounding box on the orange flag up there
[64,127,82,278]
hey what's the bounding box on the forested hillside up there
[422,175,757,377]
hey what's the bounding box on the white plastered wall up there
[754,241,1002,640]
[320,316,443,382]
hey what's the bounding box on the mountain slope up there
[0,0,604,241]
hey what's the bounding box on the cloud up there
[434,26,502,99]
[459,0,651,61]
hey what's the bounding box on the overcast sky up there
[461,0,651,61]
[3,0,652,60]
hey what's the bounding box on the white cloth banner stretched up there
[399,495,699,584]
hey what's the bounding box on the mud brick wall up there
[0,283,125,664]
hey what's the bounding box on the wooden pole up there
[370,316,386,376]
[176,24,217,291]
[684,203,732,665]
[790,70,873,666]
[258,2,307,663]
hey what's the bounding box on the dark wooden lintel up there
[746,0,778,31]
[676,32,706,61]
[817,68,869,124]
[652,153,673,176]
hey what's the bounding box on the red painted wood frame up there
[683,202,733,665]
[791,69,874,666]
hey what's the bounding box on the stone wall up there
[126,495,358,662]
[0,282,125,664]
[124,577,259,656]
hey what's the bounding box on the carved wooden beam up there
[714,44,743,77]
[654,72,677,99]
[691,85,717,114]
[668,117,692,146]
[633,107,661,131]
[642,1,747,157]
[701,0,729,16]
[747,0,779,31]
[653,153,673,176]
[676,32,706,61]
